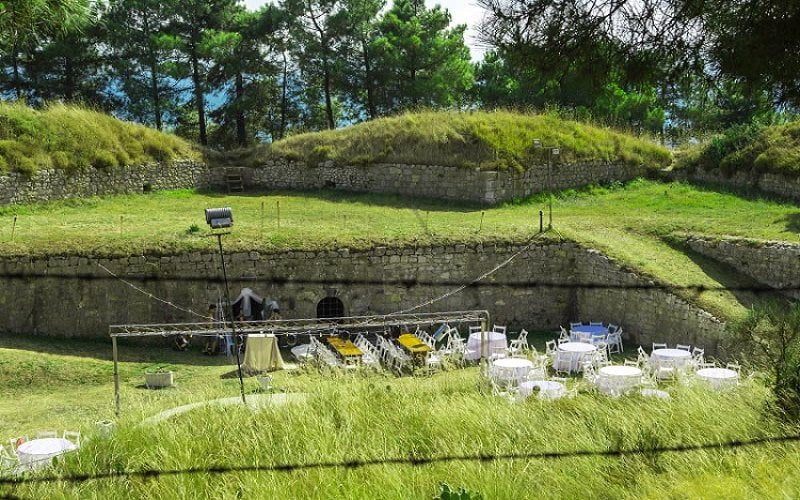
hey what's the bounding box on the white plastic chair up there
[608,324,619,333]
[36,431,57,439]
[676,344,691,351]
[63,431,81,447]
[570,322,583,329]
[726,362,742,374]
[652,342,667,351]
[582,361,598,384]
[559,326,570,343]
[624,359,639,367]
[0,445,18,473]
[589,321,604,327]
[492,325,507,335]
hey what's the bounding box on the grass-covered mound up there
[269,110,672,171]
[676,121,800,178]
[0,102,198,175]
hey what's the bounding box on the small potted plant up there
[144,364,174,389]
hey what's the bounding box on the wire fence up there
[1,433,799,489]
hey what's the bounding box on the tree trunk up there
[362,39,377,119]
[11,44,22,100]
[64,54,75,100]
[322,57,335,129]
[189,41,207,145]
[279,52,288,140]
[143,14,163,130]
[235,71,247,147]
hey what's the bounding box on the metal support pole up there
[112,336,121,417]
[217,233,247,405]
[548,150,553,230]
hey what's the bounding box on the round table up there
[651,348,692,367]
[490,358,533,383]
[465,331,507,361]
[17,438,77,470]
[696,368,739,390]
[570,325,608,343]
[520,380,566,400]
[555,342,597,372]
[597,365,642,395]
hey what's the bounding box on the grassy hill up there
[267,110,672,171]
[0,102,198,175]
[676,121,800,178]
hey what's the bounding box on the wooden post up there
[112,335,121,417]
[11,215,17,240]
[277,200,281,228]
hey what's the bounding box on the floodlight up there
[205,207,233,229]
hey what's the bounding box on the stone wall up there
[672,167,800,202]
[0,241,729,355]
[0,159,206,205]
[209,158,648,204]
[686,235,800,299]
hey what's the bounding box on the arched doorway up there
[316,297,345,319]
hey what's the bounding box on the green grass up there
[1,336,799,499]
[676,120,800,178]
[264,110,672,171]
[0,102,198,175]
[1,180,797,321]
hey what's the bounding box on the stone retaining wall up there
[672,167,800,202]
[686,235,800,299]
[209,158,647,204]
[0,241,729,355]
[0,160,206,205]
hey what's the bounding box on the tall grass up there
[7,370,799,499]
[0,102,198,175]
[269,110,672,171]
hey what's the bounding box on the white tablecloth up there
[651,348,692,366]
[465,331,507,360]
[597,365,642,395]
[520,380,566,399]
[696,368,739,390]
[17,438,77,469]
[555,342,597,372]
[490,358,533,383]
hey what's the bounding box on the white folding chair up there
[0,445,19,473]
[36,431,57,439]
[676,344,691,351]
[726,362,742,374]
[509,329,530,356]
[589,321,603,327]
[570,322,583,329]
[608,324,619,333]
[63,431,81,447]
[624,359,639,367]
[492,325,507,335]
[652,342,667,351]
[607,330,623,354]
[559,326,570,343]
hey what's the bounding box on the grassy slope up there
[0,180,796,321]
[1,337,799,499]
[0,102,198,175]
[267,110,672,171]
[676,121,800,178]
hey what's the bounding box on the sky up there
[241,0,489,60]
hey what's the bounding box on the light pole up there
[533,140,559,230]
[204,207,247,405]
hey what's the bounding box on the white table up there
[597,365,642,395]
[17,438,77,470]
[520,380,566,400]
[651,348,692,367]
[490,358,533,383]
[555,342,597,372]
[465,331,507,361]
[696,368,739,390]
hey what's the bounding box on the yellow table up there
[397,333,432,354]
[325,337,363,359]
[242,334,284,373]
